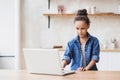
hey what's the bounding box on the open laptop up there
[23,48,75,76]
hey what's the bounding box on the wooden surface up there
[43,13,120,16]
[100,48,120,52]
[57,48,120,52]
[0,70,120,80]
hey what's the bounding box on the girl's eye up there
[76,27,79,30]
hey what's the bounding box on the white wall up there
[0,0,15,53]
[0,0,15,69]
[22,0,120,49]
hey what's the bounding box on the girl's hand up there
[84,67,89,71]
[77,67,86,71]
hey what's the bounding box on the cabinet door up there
[97,52,120,71]
[0,57,15,69]
[108,52,120,71]
[97,52,110,71]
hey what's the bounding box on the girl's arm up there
[84,38,100,70]
[62,60,68,69]
[85,60,96,70]
[62,41,73,69]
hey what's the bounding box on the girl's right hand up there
[62,60,68,69]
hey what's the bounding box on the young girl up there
[62,9,100,71]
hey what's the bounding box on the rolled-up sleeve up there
[62,42,73,64]
[91,38,100,62]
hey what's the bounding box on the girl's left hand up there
[77,67,86,71]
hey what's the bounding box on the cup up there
[118,5,120,14]
[58,5,64,14]
[91,6,96,14]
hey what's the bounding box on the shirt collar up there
[74,32,91,43]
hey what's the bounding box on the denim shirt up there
[62,33,100,70]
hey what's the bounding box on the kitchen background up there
[0,0,120,69]
[23,0,120,49]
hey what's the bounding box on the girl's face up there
[74,21,89,38]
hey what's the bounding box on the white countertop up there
[0,51,15,56]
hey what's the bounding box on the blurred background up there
[0,0,120,71]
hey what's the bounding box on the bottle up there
[118,4,120,14]
[58,5,64,14]
[111,38,117,49]
[91,6,96,14]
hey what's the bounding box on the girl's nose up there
[79,30,82,34]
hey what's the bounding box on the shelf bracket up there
[48,0,50,9]
[48,16,50,28]
[48,0,50,28]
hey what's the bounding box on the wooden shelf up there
[43,12,120,28]
[43,13,75,16]
[89,13,120,16]
[43,13,120,16]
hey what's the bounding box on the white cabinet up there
[0,56,15,69]
[96,52,110,71]
[97,52,120,71]
[109,53,120,70]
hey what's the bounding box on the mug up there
[118,5,120,14]
[91,6,96,14]
[58,5,64,14]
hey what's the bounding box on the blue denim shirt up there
[63,33,100,70]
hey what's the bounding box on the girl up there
[62,9,100,71]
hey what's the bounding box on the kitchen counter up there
[56,48,120,52]
[100,48,120,52]
[0,70,120,80]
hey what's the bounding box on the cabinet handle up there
[48,0,50,9]
[48,0,50,28]
[0,56,15,57]
[48,16,50,28]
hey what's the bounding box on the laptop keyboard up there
[62,70,74,73]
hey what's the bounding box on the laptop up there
[23,48,75,76]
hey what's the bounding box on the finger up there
[77,67,82,71]
[83,68,86,71]
[77,67,85,71]
[80,67,84,71]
